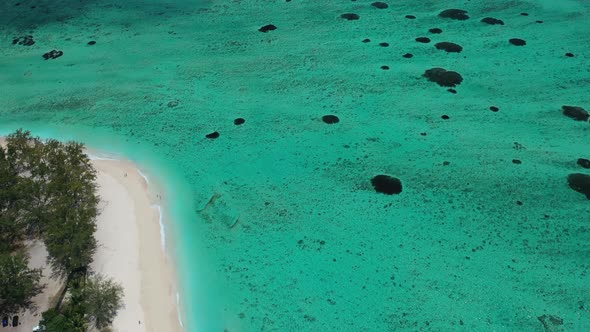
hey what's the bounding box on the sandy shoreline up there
[1,137,182,332]
[91,156,183,332]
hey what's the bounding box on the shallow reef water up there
[1,0,590,331]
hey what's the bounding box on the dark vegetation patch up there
[509,38,526,46]
[567,173,590,199]
[341,13,360,20]
[42,50,63,60]
[206,131,220,139]
[322,115,340,124]
[371,2,388,9]
[259,24,277,32]
[577,158,590,169]
[439,9,469,20]
[423,68,463,87]
[562,105,589,121]
[371,175,403,195]
[481,17,504,25]
[435,42,463,53]
[12,35,34,46]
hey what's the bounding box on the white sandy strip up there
[91,158,182,332]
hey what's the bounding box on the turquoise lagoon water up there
[1,1,590,331]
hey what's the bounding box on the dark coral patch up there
[435,42,463,53]
[322,115,340,124]
[371,175,403,195]
[423,68,463,87]
[562,105,589,121]
[402,53,413,58]
[234,118,245,125]
[13,35,35,46]
[567,173,590,199]
[577,158,590,169]
[42,50,63,60]
[259,24,277,32]
[371,2,388,9]
[415,37,431,43]
[341,13,360,20]
[429,28,443,34]
[481,17,504,25]
[439,9,469,20]
[206,131,220,139]
[509,38,526,46]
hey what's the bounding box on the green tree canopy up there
[1,129,125,329]
[85,274,124,330]
[42,139,99,278]
[0,250,42,316]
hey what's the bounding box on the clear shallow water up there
[1,1,589,331]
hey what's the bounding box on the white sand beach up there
[90,157,182,332]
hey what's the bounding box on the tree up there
[3,130,49,237]
[85,274,124,330]
[0,145,27,252]
[42,139,99,278]
[0,251,43,316]
[41,308,85,332]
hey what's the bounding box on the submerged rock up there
[509,38,526,46]
[562,105,589,121]
[371,175,403,195]
[537,314,564,332]
[12,35,35,46]
[439,9,469,20]
[258,24,277,33]
[42,50,63,60]
[371,2,388,9]
[322,115,339,124]
[435,42,463,53]
[341,13,360,20]
[567,173,590,199]
[481,17,504,25]
[423,68,463,87]
[577,158,590,169]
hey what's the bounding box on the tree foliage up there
[0,145,27,252]
[41,308,85,332]
[43,139,98,277]
[84,274,124,330]
[0,251,42,316]
[0,129,105,321]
